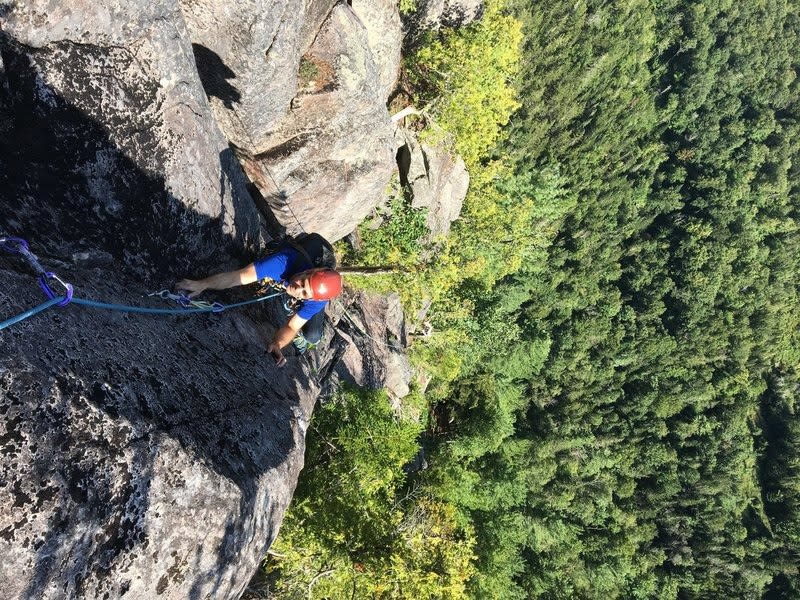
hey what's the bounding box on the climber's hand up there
[267,342,287,368]
[175,278,206,299]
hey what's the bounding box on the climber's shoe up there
[292,332,317,355]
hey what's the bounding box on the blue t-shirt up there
[254,247,328,320]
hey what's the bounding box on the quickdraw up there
[0,236,74,307]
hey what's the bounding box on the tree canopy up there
[266,0,800,597]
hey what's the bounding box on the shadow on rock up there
[0,33,315,600]
[0,34,255,281]
[192,43,242,110]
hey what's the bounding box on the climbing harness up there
[254,277,301,314]
[0,236,285,331]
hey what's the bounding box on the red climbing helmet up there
[309,269,342,300]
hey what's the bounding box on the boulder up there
[333,291,414,401]
[429,0,484,27]
[350,0,403,101]
[178,0,338,154]
[396,129,469,238]
[242,3,396,242]
[0,0,267,279]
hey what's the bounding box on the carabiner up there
[0,236,30,255]
[38,272,74,307]
[177,294,193,308]
[3,238,47,275]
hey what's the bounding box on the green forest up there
[261,0,800,597]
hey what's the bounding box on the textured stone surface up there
[245,3,396,242]
[396,129,469,239]
[0,1,412,598]
[404,0,485,43]
[179,0,337,154]
[0,1,317,598]
[0,0,268,280]
[299,0,340,56]
[351,0,402,101]
[179,0,298,152]
[431,0,484,27]
[335,291,413,401]
[0,265,318,600]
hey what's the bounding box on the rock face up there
[0,0,426,597]
[396,129,469,239]
[180,1,400,243]
[300,1,342,50]
[334,291,414,401]
[350,0,403,101]
[178,0,339,154]
[404,0,485,43]
[240,4,396,241]
[0,265,318,600]
[0,1,315,598]
[0,0,268,279]
[426,0,484,27]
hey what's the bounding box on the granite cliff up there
[0,0,479,597]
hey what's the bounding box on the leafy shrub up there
[266,386,475,598]
[408,0,523,165]
[399,0,417,15]
[357,198,428,268]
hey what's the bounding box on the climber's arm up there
[176,264,258,298]
[267,313,308,368]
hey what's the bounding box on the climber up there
[176,234,342,367]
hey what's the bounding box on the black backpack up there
[283,232,337,271]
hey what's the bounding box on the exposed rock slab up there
[334,291,413,401]
[0,2,315,598]
[351,0,402,101]
[243,4,396,242]
[0,0,267,279]
[299,1,341,63]
[404,0,485,43]
[178,0,338,154]
[427,0,484,27]
[0,264,318,600]
[396,128,469,238]
[0,2,412,597]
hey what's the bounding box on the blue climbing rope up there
[0,293,284,331]
[69,293,282,315]
[0,235,285,331]
[0,298,64,330]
